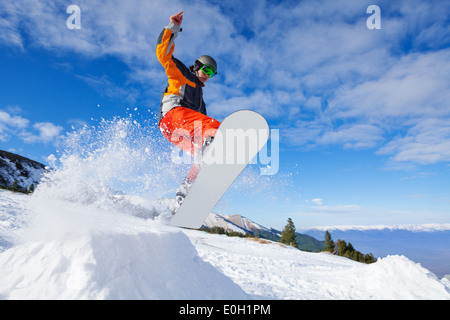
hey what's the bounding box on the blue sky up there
[1,0,449,229]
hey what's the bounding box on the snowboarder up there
[156,11,220,209]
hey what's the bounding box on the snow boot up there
[175,177,194,209]
[173,136,215,214]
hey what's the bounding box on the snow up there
[0,230,247,300]
[0,190,449,300]
[186,230,450,300]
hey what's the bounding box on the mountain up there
[295,232,325,252]
[0,150,47,191]
[204,213,279,239]
[203,213,324,251]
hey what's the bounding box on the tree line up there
[280,218,376,264]
[324,230,376,264]
[0,179,35,194]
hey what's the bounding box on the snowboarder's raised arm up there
[156,11,183,64]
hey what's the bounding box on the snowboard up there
[170,110,269,229]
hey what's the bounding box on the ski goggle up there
[200,64,217,78]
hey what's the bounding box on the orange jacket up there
[156,22,206,123]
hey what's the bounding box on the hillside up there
[119,195,325,251]
[0,150,46,191]
[203,213,324,251]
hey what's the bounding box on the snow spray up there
[20,111,290,240]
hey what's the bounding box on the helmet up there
[195,55,217,73]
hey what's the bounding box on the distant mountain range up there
[0,150,47,191]
[303,227,450,278]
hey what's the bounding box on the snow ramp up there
[0,229,249,300]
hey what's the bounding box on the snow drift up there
[187,228,450,300]
[0,228,248,300]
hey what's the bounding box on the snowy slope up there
[0,190,449,300]
[0,229,248,299]
[185,230,450,300]
[0,150,46,190]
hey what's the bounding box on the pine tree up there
[347,242,355,253]
[364,253,376,264]
[324,230,335,253]
[280,218,299,248]
[336,239,347,256]
[11,179,20,192]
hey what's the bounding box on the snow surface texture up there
[0,226,247,299]
[0,117,449,300]
[1,190,449,300]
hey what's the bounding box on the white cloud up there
[327,49,450,164]
[76,75,139,103]
[318,124,384,149]
[32,122,64,142]
[306,198,361,214]
[208,88,304,120]
[0,110,29,128]
[328,50,450,121]
[296,199,364,222]
[312,204,362,214]
[311,198,324,206]
[0,108,64,145]
[0,109,30,141]
[377,118,450,164]
[0,8,24,49]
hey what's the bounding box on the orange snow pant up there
[159,107,221,181]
